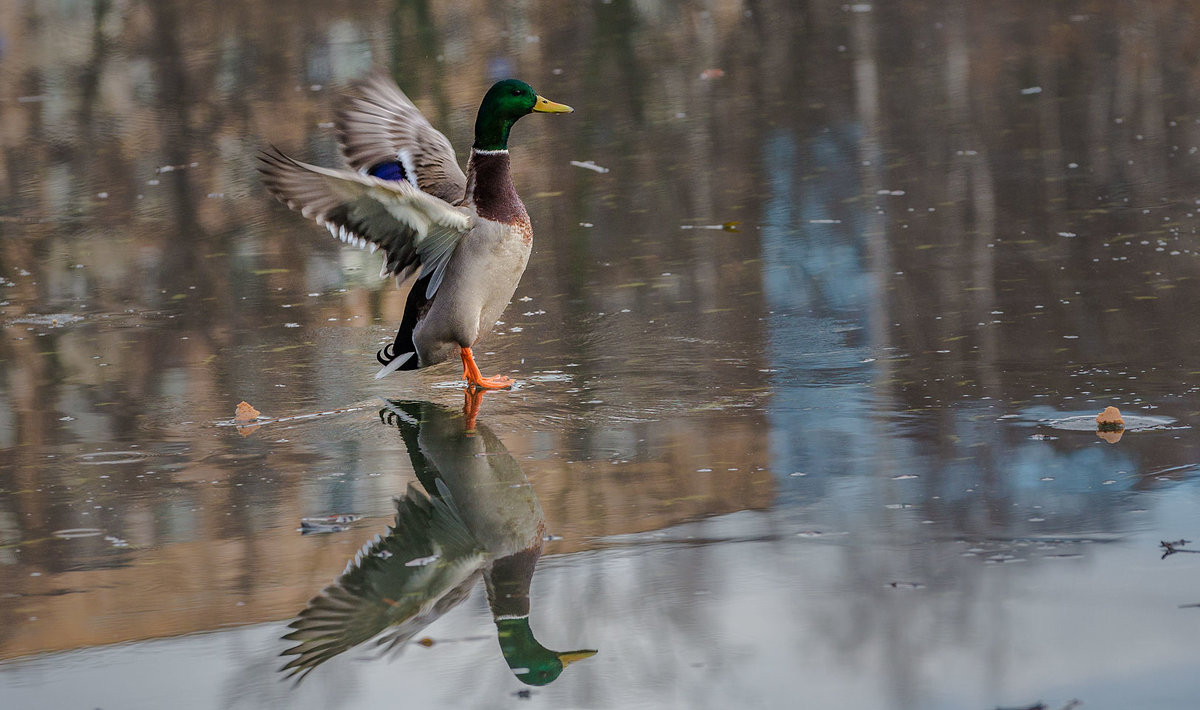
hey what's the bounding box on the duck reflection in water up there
[280,391,596,685]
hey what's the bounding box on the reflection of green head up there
[495,617,597,686]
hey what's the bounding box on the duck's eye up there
[511,88,522,96]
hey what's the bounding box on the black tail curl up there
[376,339,418,371]
[377,343,399,366]
[375,272,434,372]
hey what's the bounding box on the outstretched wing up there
[258,147,472,298]
[337,72,467,204]
[280,481,486,680]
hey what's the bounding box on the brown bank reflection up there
[0,399,771,663]
[283,393,596,685]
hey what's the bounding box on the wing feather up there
[258,147,472,291]
[337,71,467,204]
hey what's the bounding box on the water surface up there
[3,2,1200,709]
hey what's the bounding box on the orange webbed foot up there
[459,346,514,390]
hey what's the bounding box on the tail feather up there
[373,272,435,379]
[374,351,414,379]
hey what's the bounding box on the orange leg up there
[462,388,486,433]
[459,347,514,390]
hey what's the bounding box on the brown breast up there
[465,150,530,231]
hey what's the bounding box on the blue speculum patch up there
[368,161,406,182]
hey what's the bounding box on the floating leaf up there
[234,401,261,422]
[1095,406,1124,427]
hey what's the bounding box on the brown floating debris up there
[1095,405,1124,443]
[1095,407,1124,443]
[1161,539,1199,559]
[299,514,360,534]
[1095,406,1124,427]
[234,401,261,422]
[416,637,435,647]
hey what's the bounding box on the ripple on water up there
[1042,413,1178,432]
[204,451,268,464]
[430,380,471,390]
[74,450,152,465]
[527,373,573,382]
[7,313,85,327]
[51,528,104,539]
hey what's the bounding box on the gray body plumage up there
[412,214,531,366]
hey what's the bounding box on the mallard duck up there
[258,73,572,388]
[281,394,595,685]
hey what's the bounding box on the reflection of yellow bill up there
[558,649,598,666]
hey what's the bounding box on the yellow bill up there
[533,95,574,113]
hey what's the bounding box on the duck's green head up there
[496,617,596,686]
[474,79,573,152]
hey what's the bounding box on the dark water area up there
[2,2,1200,709]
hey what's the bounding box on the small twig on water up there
[1160,539,1200,559]
[995,701,1080,710]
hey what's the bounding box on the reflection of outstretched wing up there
[280,481,485,680]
